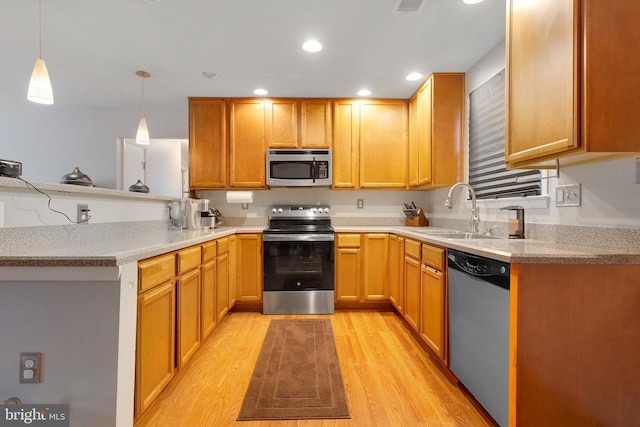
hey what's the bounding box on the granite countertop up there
[1,222,639,267]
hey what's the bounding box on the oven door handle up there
[263,233,335,242]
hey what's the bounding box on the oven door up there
[263,234,334,292]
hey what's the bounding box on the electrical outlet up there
[20,352,41,384]
[77,204,90,224]
[556,184,581,207]
[357,199,364,209]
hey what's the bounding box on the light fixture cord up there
[38,0,43,58]
[141,76,145,116]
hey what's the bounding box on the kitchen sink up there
[439,233,500,240]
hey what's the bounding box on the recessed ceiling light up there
[302,40,323,53]
[463,0,484,4]
[357,89,372,97]
[254,89,269,96]
[405,72,423,81]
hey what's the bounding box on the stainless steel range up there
[262,205,334,315]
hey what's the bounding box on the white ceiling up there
[1,0,506,108]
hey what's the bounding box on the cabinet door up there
[506,0,578,166]
[301,100,332,148]
[237,234,263,302]
[177,268,201,369]
[228,235,237,308]
[135,281,176,418]
[200,259,217,340]
[335,247,361,302]
[389,235,405,312]
[265,99,298,148]
[229,99,267,188]
[363,234,389,301]
[416,78,433,186]
[216,251,229,321]
[359,100,408,188]
[431,73,464,186]
[408,95,420,187]
[420,265,447,363]
[403,255,421,331]
[189,98,227,189]
[332,100,360,188]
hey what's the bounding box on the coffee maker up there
[185,198,210,230]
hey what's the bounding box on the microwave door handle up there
[312,158,317,183]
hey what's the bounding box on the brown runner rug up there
[237,319,350,421]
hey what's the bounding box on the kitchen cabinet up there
[332,99,408,189]
[229,99,267,188]
[419,244,447,363]
[228,235,237,308]
[506,0,640,168]
[176,247,202,368]
[403,239,421,331]
[363,234,389,300]
[388,234,405,312]
[335,233,362,302]
[216,246,230,321]
[189,98,227,189]
[135,253,177,419]
[265,99,298,148]
[200,240,217,340]
[236,234,263,303]
[265,99,332,149]
[409,73,464,188]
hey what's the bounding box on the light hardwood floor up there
[136,311,491,427]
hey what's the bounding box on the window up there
[468,69,541,199]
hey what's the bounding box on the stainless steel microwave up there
[266,149,332,187]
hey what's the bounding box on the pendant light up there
[135,70,150,145]
[27,0,54,104]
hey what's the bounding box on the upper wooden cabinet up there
[408,73,464,188]
[506,0,640,168]
[229,99,267,188]
[265,99,333,149]
[189,99,227,189]
[333,100,408,189]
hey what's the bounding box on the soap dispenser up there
[500,205,525,239]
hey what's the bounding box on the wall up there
[425,39,640,230]
[0,104,187,188]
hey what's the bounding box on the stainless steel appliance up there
[448,249,510,427]
[263,205,334,314]
[266,149,331,187]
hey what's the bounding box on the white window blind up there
[468,69,541,199]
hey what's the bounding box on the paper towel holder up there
[226,191,254,209]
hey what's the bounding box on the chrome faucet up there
[445,182,480,233]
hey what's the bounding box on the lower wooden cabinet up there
[200,258,217,339]
[177,268,201,369]
[404,251,421,331]
[228,235,237,308]
[420,264,446,362]
[335,235,362,302]
[236,234,263,303]
[135,281,176,418]
[389,235,405,312]
[216,250,230,321]
[363,234,389,300]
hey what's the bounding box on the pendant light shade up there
[28,58,54,104]
[28,0,54,105]
[136,117,150,145]
[135,70,151,145]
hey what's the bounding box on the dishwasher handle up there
[448,250,510,290]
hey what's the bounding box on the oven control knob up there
[277,208,284,214]
[323,207,330,214]
[311,208,318,214]
[271,208,277,214]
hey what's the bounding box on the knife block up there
[405,208,429,226]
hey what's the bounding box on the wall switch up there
[77,204,90,224]
[556,184,581,207]
[20,352,41,383]
[357,199,364,209]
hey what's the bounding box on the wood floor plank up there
[135,311,491,427]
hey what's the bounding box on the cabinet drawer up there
[139,253,175,293]
[422,244,445,271]
[177,246,202,275]
[336,234,361,248]
[202,240,217,263]
[405,239,422,260]
[217,237,229,254]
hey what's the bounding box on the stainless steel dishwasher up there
[448,249,510,427]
